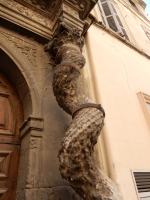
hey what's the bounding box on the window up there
[128,0,147,17]
[128,0,139,12]
[98,0,129,40]
[146,32,150,40]
[142,25,150,41]
[138,92,150,129]
[132,170,150,200]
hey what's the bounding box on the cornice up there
[14,0,98,21]
[0,0,98,39]
[14,0,60,20]
[136,0,146,9]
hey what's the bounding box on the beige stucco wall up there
[86,23,150,200]
[116,0,150,55]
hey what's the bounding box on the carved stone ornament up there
[0,0,62,39]
[1,0,98,39]
[13,0,98,20]
[2,0,54,23]
[44,19,84,56]
[0,30,37,66]
[45,20,124,199]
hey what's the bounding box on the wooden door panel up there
[0,94,13,135]
[0,73,23,142]
[0,144,20,200]
[0,72,23,200]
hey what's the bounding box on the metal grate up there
[132,171,150,200]
[134,172,150,193]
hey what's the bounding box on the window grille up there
[98,0,129,40]
[132,170,150,200]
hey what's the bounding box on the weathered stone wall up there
[0,19,81,199]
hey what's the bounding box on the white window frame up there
[98,0,129,40]
[138,92,150,129]
[98,1,109,26]
[131,170,150,200]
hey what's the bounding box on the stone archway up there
[0,72,23,200]
[0,49,33,119]
[0,40,44,199]
[0,46,40,118]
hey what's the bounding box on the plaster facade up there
[84,0,150,199]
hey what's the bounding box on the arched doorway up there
[0,44,43,199]
[0,72,23,200]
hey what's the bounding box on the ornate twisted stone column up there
[45,18,123,199]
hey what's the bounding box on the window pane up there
[107,16,118,32]
[116,15,123,27]
[102,2,112,16]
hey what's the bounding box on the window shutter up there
[98,1,108,25]
[99,0,129,40]
[132,171,150,200]
[106,16,118,32]
[110,2,129,40]
[100,0,118,32]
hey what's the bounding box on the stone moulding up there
[0,30,37,66]
[0,0,98,39]
[16,116,43,198]
[0,0,56,39]
[20,116,44,139]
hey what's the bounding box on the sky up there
[143,0,150,16]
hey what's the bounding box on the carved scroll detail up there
[1,0,53,28]
[46,21,123,200]
[0,31,37,66]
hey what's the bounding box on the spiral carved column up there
[45,23,123,200]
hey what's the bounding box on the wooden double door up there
[0,73,23,200]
